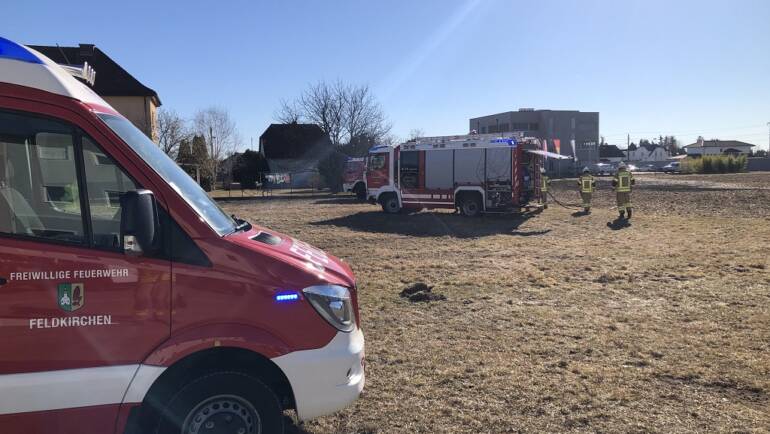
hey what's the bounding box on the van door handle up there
[0,277,7,286]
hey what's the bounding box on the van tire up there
[459,193,482,217]
[381,194,401,214]
[154,371,284,434]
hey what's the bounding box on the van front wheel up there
[155,371,284,434]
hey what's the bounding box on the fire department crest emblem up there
[58,283,85,312]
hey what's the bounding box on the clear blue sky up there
[5,0,770,150]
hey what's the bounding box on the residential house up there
[627,143,670,162]
[259,124,332,188]
[599,144,626,163]
[30,44,161,140]
[684,139,756,156]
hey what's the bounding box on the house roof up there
[599,144,625,158]
[259,123,332,160]
[684,139,755,148]
[638,144,663,153]
[28,44,160,106]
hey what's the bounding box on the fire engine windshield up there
[97,114,237,236]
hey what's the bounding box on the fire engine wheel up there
[155,371,284,434]
[381,195,401,214]
[459,195,482,217]
[353,183,366,201]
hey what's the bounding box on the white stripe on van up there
[0,364,165,415]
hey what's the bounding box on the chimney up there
[78,44,95,60]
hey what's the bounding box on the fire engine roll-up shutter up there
[454,148,485,184]
[425,150,453,189]
[486,148,512,182]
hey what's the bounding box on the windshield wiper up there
[231,214,252,233]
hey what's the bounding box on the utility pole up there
[209,126,216,190]
[209,126,214,157]
[766,122,770,153]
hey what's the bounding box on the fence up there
[748,157,770,172]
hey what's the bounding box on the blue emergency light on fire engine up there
[275,291,300,302]
[0,37,43,64]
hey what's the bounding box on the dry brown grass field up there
[219,172,770,434]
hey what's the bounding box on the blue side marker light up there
[275,291,300,302]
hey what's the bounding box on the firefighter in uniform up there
[612,163,635,219]
[539,167,551,209]
[577,167,596,213]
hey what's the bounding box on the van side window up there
[0,111,85,243]
[81,136,138,250]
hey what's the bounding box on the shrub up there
[318,149,348,193]
[681,155,747,174]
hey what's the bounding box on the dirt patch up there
[220,171,770,433]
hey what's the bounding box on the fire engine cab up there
[366,133,568,216]
[0,37,364,433]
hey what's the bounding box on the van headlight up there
[303,285,355,332]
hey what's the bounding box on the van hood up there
[226,225,355,288]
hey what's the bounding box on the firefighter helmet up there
[582,167,590,174]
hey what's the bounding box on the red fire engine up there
[342,157,366,200]
[0,37,364,433]
[366,134,568,216]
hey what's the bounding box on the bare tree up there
[192,107,239,188]
[408,128,425,140]
[343,83,391,144]
[192,106,239,162]
[155,108,189,157]
[275,80,390,147]
[274,99,302,124]
[300,81,345,145]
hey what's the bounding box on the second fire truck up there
[366,133,569,216]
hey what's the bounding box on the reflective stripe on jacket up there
[579,176,595,193]
[615,172,633,192]
[540,176,550,192]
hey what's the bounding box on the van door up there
[0,109,170,429]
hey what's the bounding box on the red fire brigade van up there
[341,157,366,200]
[0,37,364,434]
[366,134,567,216]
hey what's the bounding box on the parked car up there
[591,163,616,176]
[662,162,681,173]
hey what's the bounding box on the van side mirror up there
[120,190,160,256]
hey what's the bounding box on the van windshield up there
[97,114,237,236]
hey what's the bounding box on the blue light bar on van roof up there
[0,37,43,64]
